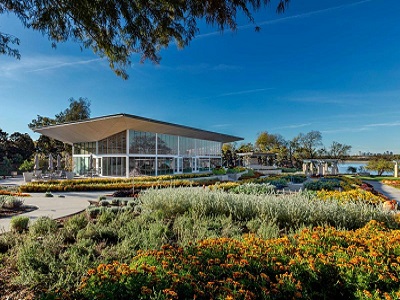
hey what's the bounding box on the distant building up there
[33,114,243,177]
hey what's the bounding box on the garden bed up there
[0,205,37,218]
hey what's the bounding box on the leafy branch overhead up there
[1,0,290,79]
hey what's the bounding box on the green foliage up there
[303,178,341,191]
[365,159,394,176]
[45,191,54,197]
[173,212,243,246]
[229,183,276,195]
[226,167,246,174]
[1,195,24,208]
[212,168,226,175]
[10,216,29,232]
[3,186,399,296]
[29,217,58,237]
[19,159,35,172]
[1,1,289,79]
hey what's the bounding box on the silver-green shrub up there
[139,187,398,230]
[1,195,24,209]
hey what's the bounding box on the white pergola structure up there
[302,159,339,176]
[394,160,399,178]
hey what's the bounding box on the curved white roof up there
[33,114,243,144]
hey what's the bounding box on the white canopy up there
[33,114,243,144]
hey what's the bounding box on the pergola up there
[302,159,340,176]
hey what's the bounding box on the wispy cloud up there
[190,88,273,101]
[273,123,312,130]
[26,58,103,73]
[322,120,400,134]
[196,0,372,39]
[0,55,104,79]
[364,121,400,128]
[175,63,241,73]
[210,123,233,128]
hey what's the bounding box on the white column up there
[395,161,398,178]
[318,163,324,175]
[323,162,328,175]
[155,133,158,176]
[126,130,130,178]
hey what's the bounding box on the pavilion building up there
[33,114,243,177]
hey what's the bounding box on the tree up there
[365,159,394,176]
[29,97,91,155]
[329,141,352,159]
[222,143,238,167]
[297,130,323,159]
[8,132,35,161]
[255,131,285,152]
[1,0,290,79]
[347,166,357,174]
[29,97,91,129]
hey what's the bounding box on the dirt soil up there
[0,206,37,219]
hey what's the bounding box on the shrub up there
[212,168,226,175]
[29,216,59,237]
[1,196,24,209]
[99,200,109,207]
[63,213,89,241]
[268,179,288,189]
[78,221,400,300]
[229,183,276,195]
[97,195,107,201]
[303,178,340,191]
[10,216,29,232]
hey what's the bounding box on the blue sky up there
[1,0,400,154]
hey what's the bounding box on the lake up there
[338,161,393,176]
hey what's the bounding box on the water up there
[338,162,393,176]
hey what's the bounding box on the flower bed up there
[78,220,400,300]
[316,189,386,205]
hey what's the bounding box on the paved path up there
[364,180,400,203]
[0,176,105,232]
[0,191,105,232]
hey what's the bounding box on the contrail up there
[196,0,373,38]
[26,58,103,73]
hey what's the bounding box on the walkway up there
[364,180,400,203]
[0,176,104,232]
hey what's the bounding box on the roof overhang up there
[33,114,243,144]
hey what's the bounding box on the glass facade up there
[103,157,126,177]
[74,142,96,155]
[129,131,156,154]
[99,131,126,154]
[73,130,222,177]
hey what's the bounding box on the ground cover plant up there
[0,195,36,218]
[1,186,399,298]
[18,175,218,193]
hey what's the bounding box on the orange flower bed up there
[0,190,30,197]
[78,220,400,299]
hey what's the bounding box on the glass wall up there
[157,134,178,155]
[129,157,155,176]
[210,158,222,168]
[129,131,156,154]
[198,158,211,171]
[158,157,174,175]
[102,157,126,177]
[73,142,96,155]
[98,131,126,154]
[73,157,90,175]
